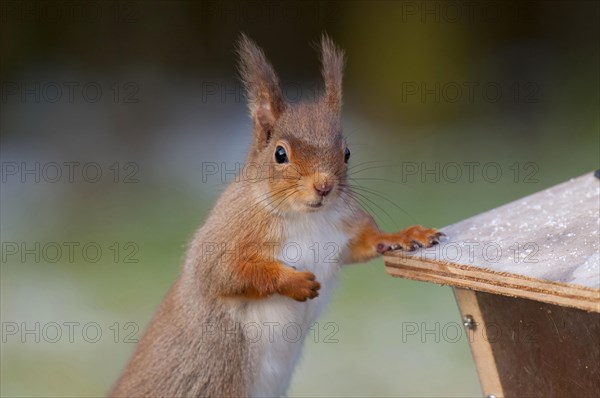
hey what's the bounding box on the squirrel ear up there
[319,34,345,113]
[237,34,285,143]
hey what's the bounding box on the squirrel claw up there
[381,225,444,253]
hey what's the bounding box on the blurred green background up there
[1,1,598,396]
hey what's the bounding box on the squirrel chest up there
[241,206,350,397]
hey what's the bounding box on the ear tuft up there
[320,34,345,112]
[237,34,285,141]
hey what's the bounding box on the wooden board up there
[385,172,600,312]
[453,288,504,397]
[457,289,600,397]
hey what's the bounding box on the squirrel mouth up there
[306,202,323,209]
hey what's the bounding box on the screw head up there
[463,315,476,330]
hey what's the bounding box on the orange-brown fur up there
[110,34,441,397]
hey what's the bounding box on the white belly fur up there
[242,206,351,397]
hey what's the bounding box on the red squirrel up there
[110,34,442,397]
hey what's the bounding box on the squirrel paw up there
[279,271,321,302]
[377,225,445,253]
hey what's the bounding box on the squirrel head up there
[237,34,348,213]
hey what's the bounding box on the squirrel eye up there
[344,147,350,163]
[275,146,288,164]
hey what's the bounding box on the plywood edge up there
[453,288,504,398]
[385,255,600,313]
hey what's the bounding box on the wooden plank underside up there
[385,172,600,312]
[471,291,600,397]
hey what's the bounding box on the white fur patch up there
[242,204,351,397]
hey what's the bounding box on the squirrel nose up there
[314,183,333,197]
